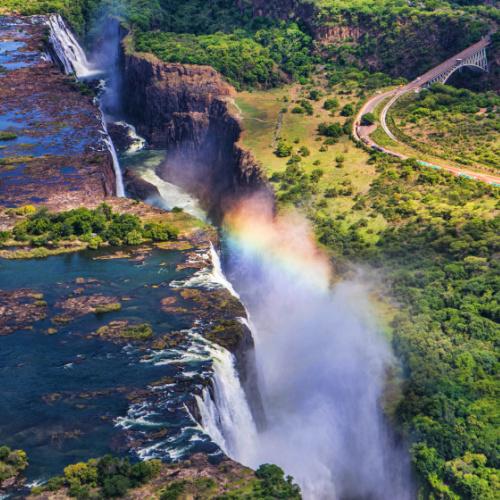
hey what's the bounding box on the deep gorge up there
[110,23,414,500]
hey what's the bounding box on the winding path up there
[353,36,500,186]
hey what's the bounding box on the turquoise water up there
[0,248,219,486]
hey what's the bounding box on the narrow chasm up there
[116,27,414,500]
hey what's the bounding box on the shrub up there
[340,103,354,116]
[317,122,343,138]
[308,89,322,101]
[125,230,143,245]
[102,475,130,497]
[160,481,187,500]
[143,222,178,242]
[298,99,313,115]
[254,464,301,499]
[361,112,376,125]
[32,453,162,497]
[275,140,292,157]
[0,132,17,141]
[323,98,339,111]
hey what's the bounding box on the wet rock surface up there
[0,16,115,209]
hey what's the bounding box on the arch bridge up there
[424,42,489,87]
[353,32,500,186]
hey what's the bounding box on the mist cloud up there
[220,194,413,499]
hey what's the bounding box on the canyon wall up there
[120,39,266,421]
[120,40,271,220]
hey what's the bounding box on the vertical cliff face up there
[121,45,271,219]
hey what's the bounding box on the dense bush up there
[314,156,499,498]
[6,204,178,249]
[0,446,28,483]
[135,19,313,90]
[317,0,490,79]
[317,122,343,138]
[391,84,500,168]
[135,31,281,89]
[254,464,301,499]
[32,455,161,498]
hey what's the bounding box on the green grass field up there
[236,80,386,238]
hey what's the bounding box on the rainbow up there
[223,197,332,292]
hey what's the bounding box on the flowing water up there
[120,150,206,220]
[0,249,223,485]
[46,14,125,196]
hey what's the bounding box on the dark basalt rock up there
[120,44,273,221]
[123,167,161,200]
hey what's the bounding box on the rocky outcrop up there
[121,42,271,220]
[0,16,116,210]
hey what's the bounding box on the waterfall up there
[209,243,240,299]
[195,341,258,465]
[99,111,126,197]
[195,197,413,500]
[46,14,96,78]
[45,14,125,197]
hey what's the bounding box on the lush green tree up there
[361,112,376,125]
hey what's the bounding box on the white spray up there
[196,197,412,500]
[195,341,258,465]
[45,14,125,197]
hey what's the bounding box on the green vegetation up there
[0,446,28,485]
[310,0,492,79]
[3,204,178,250]
[390,83,499,170]
[135,21,312,89]
[361,112,376,126]
[157,464,300,499]
[96,321,154,341]
[120,323,153,340]
[29,456,301,499]
[236,67,498,498]
[254,464,301,499]
[94,302,122,314]
[311,155,499,499]
[0,132,17,141]
[135,32,280,89]
[31,455,161,498]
